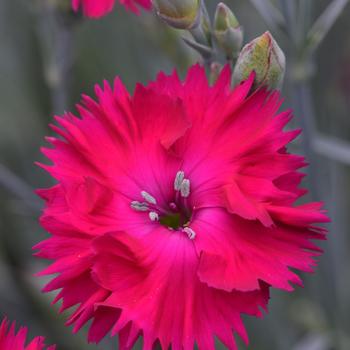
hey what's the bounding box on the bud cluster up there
[153,0,286,90]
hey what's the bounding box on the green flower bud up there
[153,0,201,30]
[214,3,243,59]
[233,31,286,90]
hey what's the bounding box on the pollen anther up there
[183,227,196,240]
[131,201,149,211]
[174,171,185,191]
[141,190,157,205]
[180,179,190,198]
[149,211,159,221]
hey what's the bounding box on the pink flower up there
[0,317,55,350]
[71,0,152,18]
[35,65,329,350]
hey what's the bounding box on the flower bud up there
[153,0,201,30]
[233,31,286,90]
[214,3,243,59]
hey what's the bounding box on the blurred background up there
[0,0,349,349]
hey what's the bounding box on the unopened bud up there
[153,0,201,30]
[214,3,243,59]
[233,31,286,90]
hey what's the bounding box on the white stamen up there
[131,201,149,211]
[174,171,185,191]
[149,211,159,221]
[180,179,190,198]
[183,227,196,240]
[141,191,157,205]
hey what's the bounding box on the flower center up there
[130,171,196,240]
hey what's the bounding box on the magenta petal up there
[193,208,326,292]
[35,64,329,349]
[0,318,55,350]
[91,229,268,350]
[72,0,115,18]
[71,0,151,18]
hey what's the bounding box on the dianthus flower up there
[72,0,151,18]
[35,65,329,350]
[0,317,55,350]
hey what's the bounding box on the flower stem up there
[0,163,41,212]
[291,80,319,200]
[36,2,76,114]
[189,0,214,71]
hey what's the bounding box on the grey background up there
[0,0,349,349]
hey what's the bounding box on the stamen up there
[183,227,196,240]
[180,179,190,198]
[174,171,185,191]
[141,190,157,205]
[131,201,149,211]
[132,172,194,234]
[149,211,159,221]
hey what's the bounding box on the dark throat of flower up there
[130,171,196,240]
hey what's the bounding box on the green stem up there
[305,0,349,55]
[0,163,41,212]
[36,2,76,114]
[249,0,285,34]
[188,0,213,71]
[291,79,319,200]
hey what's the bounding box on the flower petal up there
[0,318,56,350]
[91,229,268,350]
[193,208,326,292]
[72,0,115,18]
